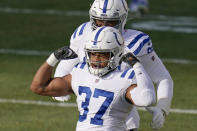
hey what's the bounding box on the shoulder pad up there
[74,57,87,70]
[70,22,91,42]
[123,30,154,57]
[71,62,88,79]
[69,22,91,52]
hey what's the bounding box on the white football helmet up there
[85,26,124,77]
[89,0,128,32]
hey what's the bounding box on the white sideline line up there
[0,98,77,107]
[162,58,197,64]
[0,98,197,114]
[131,21,197,34]
[0,48,197,64]
[0,48,51,56]
[137,107,197,114]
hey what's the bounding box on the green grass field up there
[0,0,197,131]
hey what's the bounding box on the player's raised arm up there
[122,53,156,106]
[30,46,78,96]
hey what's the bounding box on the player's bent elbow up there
[169,77,174,89]
[30,82,44,95]
[161,74,174,90]
[136,90,156,106]
[167,77,174,95]
[142,90,156,106]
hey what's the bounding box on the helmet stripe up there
[93,26,106,45]
[102,0,109,13]
[113,32,121,46]
[127,33,147,49]
[121,0,127,12]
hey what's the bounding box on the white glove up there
[146,106,165,130]
[52,95,71,102]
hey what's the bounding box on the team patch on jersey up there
[151,55,155,61]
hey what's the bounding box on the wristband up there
[46,53,59,67]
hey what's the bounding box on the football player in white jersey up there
[30,27,156,131]
[54,0,173,130]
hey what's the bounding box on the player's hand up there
[47,46,78,67]
[121,52,139,67]
[54,46,78,60]
[146,106,165,130]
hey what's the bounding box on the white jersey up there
[69,22,153,61]
[55,21,173,129]
[55,22,152,78]
[71,63,136,131]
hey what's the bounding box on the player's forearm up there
[139,51,174,114]
[151,61,174,104]
[30,62,53,95]
[157,78,173,115]
[130,62,156,106]
[157,76,173,99]
[31,46,77,96]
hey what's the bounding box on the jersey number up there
[78,86,114,125]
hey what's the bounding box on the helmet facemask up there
[90,13,122,31]
[89,0,128,32]
[85,47,122,77]
[85,26,124,77]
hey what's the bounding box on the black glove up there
[54,46,78,60]
[121,53,139,67]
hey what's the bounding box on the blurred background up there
[0,0,196,130]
